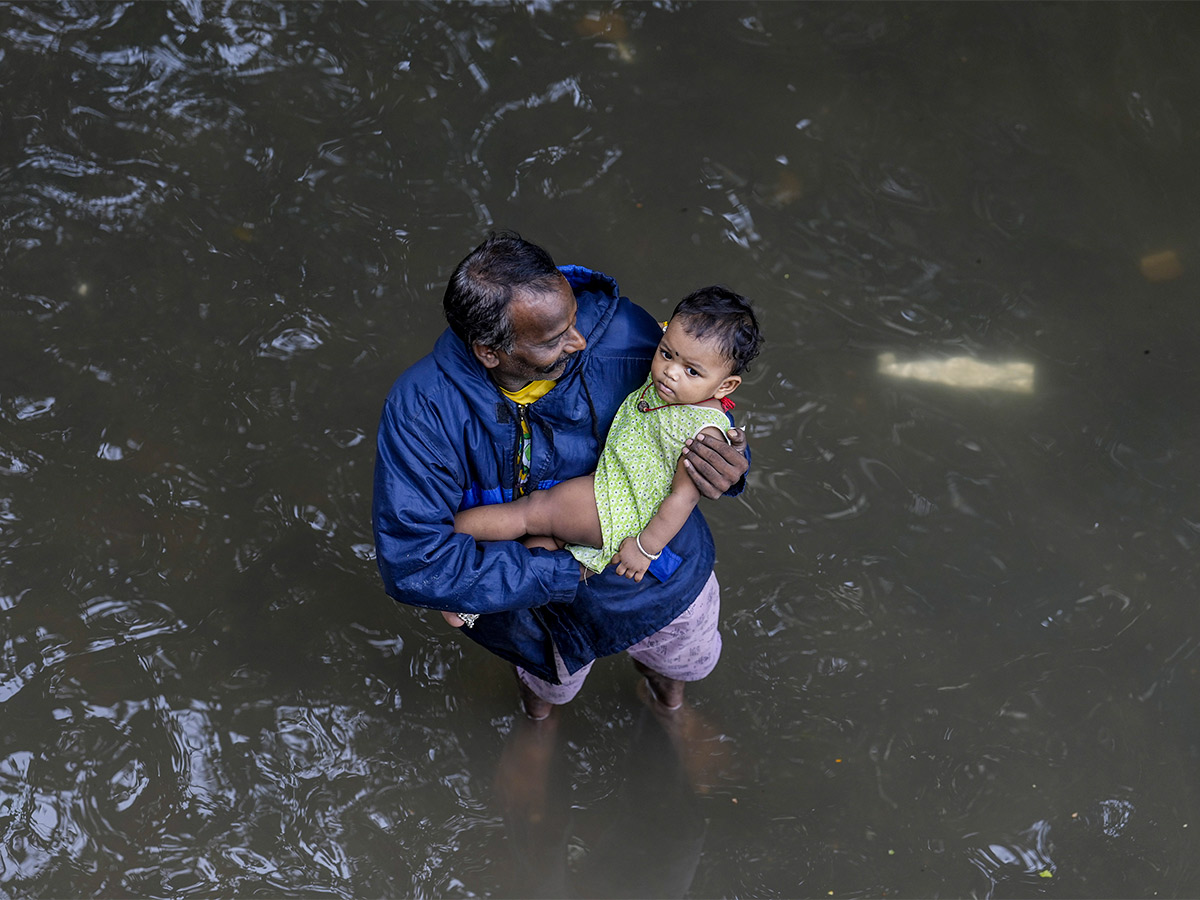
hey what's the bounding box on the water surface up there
[3,2,1200,896]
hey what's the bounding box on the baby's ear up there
[713,374,742,399]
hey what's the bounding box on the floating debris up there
[878,352,1034,394]
[576,10,634,62]
[576,10,629,40]
[764,169,804,206]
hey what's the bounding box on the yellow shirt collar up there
[499,379,556,405]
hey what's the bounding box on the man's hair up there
[671,285,764,375]
[443,231,562,351]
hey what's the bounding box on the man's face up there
[477,275,587,391]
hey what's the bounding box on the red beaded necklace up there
[635,382,735,413]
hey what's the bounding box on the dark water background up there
[3,2,1200,897]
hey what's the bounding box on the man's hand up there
[612,536,652,582]
[441,610,465,627]
[681,427,749,499]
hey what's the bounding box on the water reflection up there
[496,699,718,900]
[878,352,1035,393]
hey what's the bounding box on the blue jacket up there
[372,266,724,683]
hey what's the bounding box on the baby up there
[454,285,762,584]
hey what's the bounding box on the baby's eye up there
[686,367,699,377]
[659,348,670,359]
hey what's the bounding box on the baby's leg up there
[455,474,604,548]
[522,535,564,551]
[455,495,535,542]
[522,474,603,547]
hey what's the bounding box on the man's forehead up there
[510,277,576,337]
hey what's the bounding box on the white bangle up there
[635,533,661,561]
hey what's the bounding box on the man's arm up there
[372,396,580,615]
[680,426,749,499]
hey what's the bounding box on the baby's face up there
[649,319,740,406]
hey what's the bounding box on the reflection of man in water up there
[371,232,748,717]
[495,686,730,898]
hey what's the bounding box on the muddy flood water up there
[3,2,1200,897]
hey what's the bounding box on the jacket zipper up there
[513,403,529,498]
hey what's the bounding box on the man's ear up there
[472,343,501,369]
[712,374,742,399]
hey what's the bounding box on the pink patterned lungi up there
[517,570,722,705]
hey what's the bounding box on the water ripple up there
[964,819,1056,897]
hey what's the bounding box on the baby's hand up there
[613,537,652,582]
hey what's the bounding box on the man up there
[372,232,748,719]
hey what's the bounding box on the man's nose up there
[564,326,586,354]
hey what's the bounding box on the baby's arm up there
[611,426,722,582]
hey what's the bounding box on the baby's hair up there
[670,285,763,375]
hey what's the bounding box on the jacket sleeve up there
[372,393,581,615]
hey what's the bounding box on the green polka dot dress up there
[569,376,733,573]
